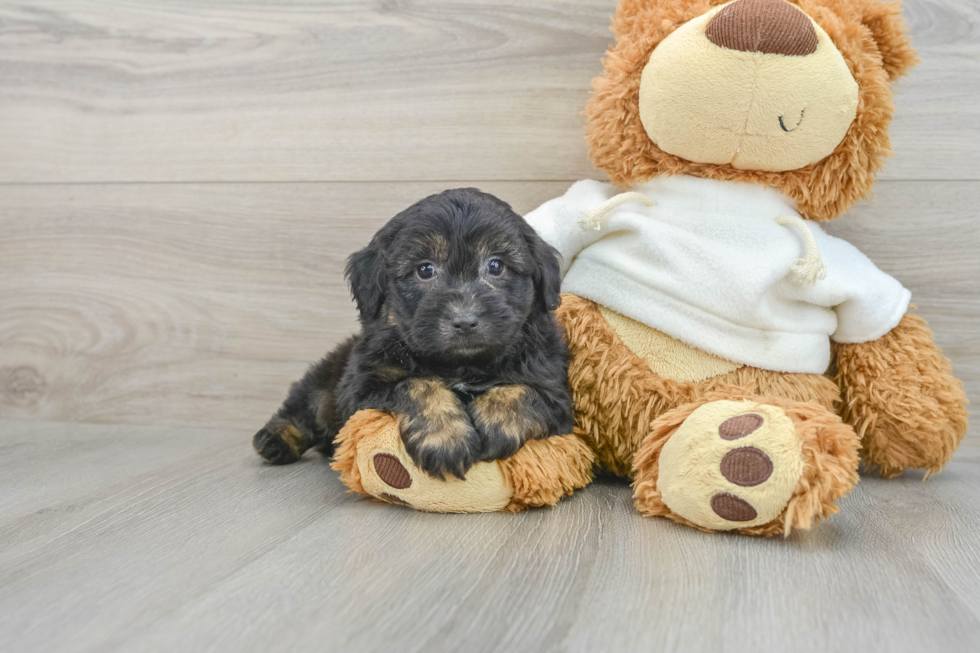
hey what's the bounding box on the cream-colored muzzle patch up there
[637,0,858,172]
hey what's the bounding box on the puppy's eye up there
[487,259,504,276]
[416,263,436,280]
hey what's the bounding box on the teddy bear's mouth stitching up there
[779,108,805,132]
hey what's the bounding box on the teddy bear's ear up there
[612,0,717,35]
[858,0,919,81]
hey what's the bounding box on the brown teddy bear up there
[333,0,969,535]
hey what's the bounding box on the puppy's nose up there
[451,312,479,334]
[706,0,817,56]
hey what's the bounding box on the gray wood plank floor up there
[1,0,978,651]
[0,420,979,653]
[1,0,978,182]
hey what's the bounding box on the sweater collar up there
[631,174,801,219]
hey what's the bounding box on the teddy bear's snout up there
[706,0,818,57]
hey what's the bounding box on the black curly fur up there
[253,188,573,479]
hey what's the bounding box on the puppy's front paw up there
[400,413,482,480]
[468,385,545,462]
[397,378,481,480]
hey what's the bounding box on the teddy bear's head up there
[586,0,917,220]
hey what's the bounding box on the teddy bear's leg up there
[331,409,595,513]
[834,313,969,478]
[632,395,860,536]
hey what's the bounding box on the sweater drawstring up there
[775,215,826,285]
[579,192,657,231]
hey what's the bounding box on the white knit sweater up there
[524,175,910,374]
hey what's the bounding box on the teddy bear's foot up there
[633,396,860,536]
[331,409,595,513]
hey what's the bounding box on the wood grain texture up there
[1,0,978,650]
[0,181,571,431]
[0,420,978,653]
[0,0,977,183]
[1,181,976,455]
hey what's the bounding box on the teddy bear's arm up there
[339,370,484,481]
[524,180,619,276]
[833,312,968,477]
[331,408,595,513]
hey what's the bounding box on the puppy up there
[253,188,574,479]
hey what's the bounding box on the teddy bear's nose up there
[706,0,818,56]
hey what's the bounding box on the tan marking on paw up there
[414,422,471,450]
[406,378,461,419]
[657,400,804,530]
[403,378,470,448]
[278,423,307,456]
[471,385,540,442]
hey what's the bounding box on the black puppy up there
[253,188,574,479]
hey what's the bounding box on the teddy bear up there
[331,0,969,535]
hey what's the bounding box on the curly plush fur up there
[555,290,966,534]
[332,409,595,511]
[305,0,967,537]
[632,392,860,536]
[834,312,969,477]
[558,294,843,477]
[586,0,917,221]
[578,0,967,491]
[499,432,596,512]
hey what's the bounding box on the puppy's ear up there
[523,227,562,313]
[345,240,387,322]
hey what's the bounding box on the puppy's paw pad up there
[373,453,413,489]
[657,401,804,530]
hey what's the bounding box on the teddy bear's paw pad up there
[719,446,772,486]
[353,418,514,513]
[373,453,412,490]
[718,413,764,440]
[658,400,804,530]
